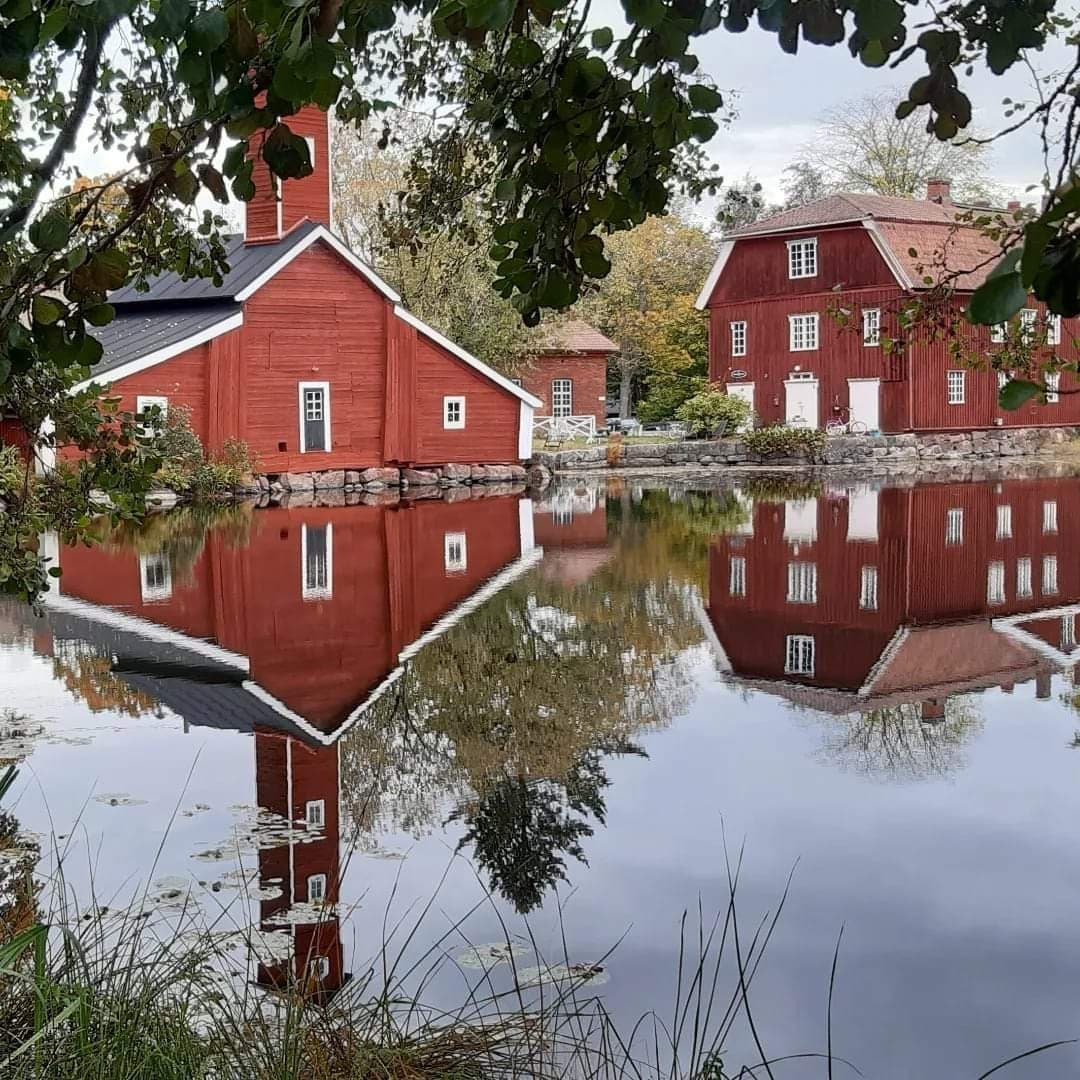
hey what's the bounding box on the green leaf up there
[539,270,572,307]
[151,0,190,39]
[506,36,543,66]
[29,210,70,253]
[998,379,1042,411]
[687,84,722,111]
[262,123,312,179]
[591,26,613,49]
[494,178,516,203]
[188,7,228,52]
[89,248,130,292]
[84,303,115,327]
[31,296,63,326]
[967,259,1025,325]
[197,164,229,203]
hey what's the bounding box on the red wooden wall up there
[521,352,609,429]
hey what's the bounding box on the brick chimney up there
[245,104,332,244]
[926,177,952,204]
[1007,200,1021,212]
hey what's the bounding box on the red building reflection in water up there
[704,477,1080,716]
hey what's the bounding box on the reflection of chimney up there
[1001,682,1014,694]
[1007,200,1021,212]
[1036,672,1052,700]
[31,629,54,658]
[921,698,946,722]
[926,178,952,204]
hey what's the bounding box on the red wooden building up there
[703,476,1080,717]
[73,106,540,474]
[696,182,1080,433]
[522,321,617,438]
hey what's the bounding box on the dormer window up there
[787,237,818,279]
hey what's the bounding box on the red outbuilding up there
[76,106,540,475]
[521,320,617,439]
[696,182,1080,433]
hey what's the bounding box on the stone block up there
[282,473,314,492]
[345,492,361,506]
[314,470,345,490]
[470,465,488,480]
[363,481,386,492]
[484,464,513,481]
[508,464,527,481]
[402,468,439,486]
[360,467,400,485]
[345,470,361,485]
[361,490,401,507]
[315,490,346,507]
[443,485,473,503]
[441,463,472,481]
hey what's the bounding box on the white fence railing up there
[533,415,597,441]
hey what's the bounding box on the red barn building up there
[522,321,617,439]
[696,182,1080,433]
[73,106,540,475]
[703,476,1080,716]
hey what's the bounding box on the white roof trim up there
[692,599,732,673]
[234,223,401,304]
[857,625,910,695]
[695,239,735,310]
[71,311,244,393]
[862,220,914,290]
[992,604,1080,667]
[729,217,864,240]
[393,305,543,407]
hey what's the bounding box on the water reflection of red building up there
[36,496,542,999]
[704,478,1080,715]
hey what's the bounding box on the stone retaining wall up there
[249,462,528,500]
[533,426,1080,473]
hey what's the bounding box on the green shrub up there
[674,387,751,438]
[743,424,826,461]
[152,410,257,498]
[0,445,27,499]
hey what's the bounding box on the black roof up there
[108,221,319,306]
[90,302,240,379]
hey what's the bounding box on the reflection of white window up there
[135,395,168,437]
[789,313,819,351]
[443,395,465,429]
[729,555,746,597]
[787,237,817,279]
[551,378,573,417]
[309,955,330,980]
[991,323,1007,344]
[301,523,333,600]
[303,134,316,166]
[1048,313,1062,346]
[997,369,1011,392]
[730,321,747,357]
[786,562,817,604]
[552,506,573,526]
[1020,308,1037,342]
[305,800,325,828]
[1016,557,1033,599]
[1062,614,1076,650]
[946,507,964,546]
[444,532,467,574]
[1043,555,1059,595]
[859,566,878,611]
[785,634,815,675]
[1046,372,1060,403]
[307,874,327,903]
[947,370,965,405]
[784,498,818,542]
[987,561,1006,605]
[862,308,881,346]
[996,504,1012,540]
[139,551,172,603]
[1044,500,1058,534]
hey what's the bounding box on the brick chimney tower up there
[244,104,332,244]
[926,178,952,204]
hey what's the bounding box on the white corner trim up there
[518,400,534,460]
[393,305,543,407]
[992,604,1080,667]
[862,220,914,290]
[695,239,735,310]
[71,311,244,393]
[518,497,535,554]
[234,223,402,304]
[692,598,732,673]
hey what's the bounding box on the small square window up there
[789,313,819,352]
[862,308,881,347]
[730,321,747,357]
[785,634,815,675]
[305,800,325,828]
[946,370,965,405]
[140,551,172,603]
[309,955,330,980]
[444,532,467,573]
[990,323,1007,344]
[136,395,169,438]
[307,874,327,904]
[443,396,465,430]
[787,238,818,279]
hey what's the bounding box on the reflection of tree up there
[51,639,163,719]
[814,699,983,780]
[0,770,39,946]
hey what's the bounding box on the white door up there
[785,379,819,429]
[784,498,818,542]
[725,383,754,432]
[847,487,879,541]
[848,379,880,431]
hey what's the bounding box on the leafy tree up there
[675,384,751,436]
[798,90,999,202]
[779,160,834,210]
[633,295,710,421]
[715,173,767,232]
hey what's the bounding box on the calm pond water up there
[3,474,1080,1076]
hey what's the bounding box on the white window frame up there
[996,369,1012,392]
[1046,371,1060,403]
[946,370,965,405]
[550,378,573,418]
[729,555,746,597]
[987,561,1006,605]
[135,395,169,437]
[862,308,881,347]
[859,565,879,611]
[784,634,815,675]
[996,504,1012,540]
[307,873,327,903]
[1019,308,1037,342]
[786,562,817,605]
[1043,554,1059,596]
[990,323,1007,344]
[1043,500,1058,535]
[303,134,316,167]
[945,507,964,546]
[1016,557,1033,599]
[1062,614,1076,649]
[301,522,333,601]
[305,799,325,828]
[443,395,466,430]
[1048,313,1062,346]
[788,313,819,352]
[787,237,818,279]
[444,531,467,574]
[298,381,331,453]
[139,551,172,603]
[730,320,747,357]
[309,955,330,980]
